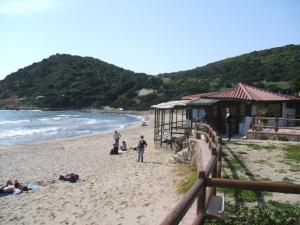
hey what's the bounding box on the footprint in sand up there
[143,202,150,207]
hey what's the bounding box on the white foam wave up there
[0,119,30,125]
[0,127,59,138]
[52,117,61,120]
[38,118,50,122]
[86,119,98,125]
[126,114,145,121]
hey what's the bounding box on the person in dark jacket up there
[137,135,147,162]
[225,108,232,141]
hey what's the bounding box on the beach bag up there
[65,173,79,183]
[59,173,79,183]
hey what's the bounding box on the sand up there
[0,114,181,225]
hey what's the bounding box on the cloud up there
[0,0,59,15]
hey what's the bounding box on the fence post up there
[286,114,289,127]
[217,137,222,179]
[197,171,206,217]
[211,148,217,195]
[252,116,255,131]
[275,116,279,132]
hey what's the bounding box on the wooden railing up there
[252,116,300,132]
[160,124,222,225]
[160,124,300,225]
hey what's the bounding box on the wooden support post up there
[252,116,255,131]
[211,148,217,195]
[170,109,174,149]
[286,114,289,127]
[153,109,157,142]
[160,110,163,146]
[217,137,222,178]
[275,116,279,132]
[175,109,178,130]
[197,171,206,215]
[182,109,183,128]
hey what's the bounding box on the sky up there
[0,0,299,80]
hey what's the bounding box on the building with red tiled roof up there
[183,83,298,101]
[183,83,300,135]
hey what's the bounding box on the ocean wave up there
[0,119,30,125]
[57,114,80,117]
[125,114,145,121]
[85,119,98,125]
[76,130,91,134]
[0,127,59,138]
[38,118,50,122]
[52,117,62,120]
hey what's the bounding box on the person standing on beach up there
[137,135,147,162]
[113,130,121,148]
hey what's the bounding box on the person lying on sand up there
[0,179,28,194]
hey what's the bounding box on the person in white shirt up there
[120,141,127,151]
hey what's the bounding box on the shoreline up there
[0,107,153,116]
[0,110,152,146]
[0,113,180,225]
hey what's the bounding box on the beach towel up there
[27,183,41,190]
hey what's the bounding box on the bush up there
[206,201,300,225]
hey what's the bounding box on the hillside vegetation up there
[0,44,299,110]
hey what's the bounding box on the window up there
[286,102,295,109]
[256,103,281,117]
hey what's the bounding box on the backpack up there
[59,173,79,183]
[65,173,79,183]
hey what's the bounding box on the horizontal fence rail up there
[160,122,300,225]
[252,116,300,132]
[207,178,300,194]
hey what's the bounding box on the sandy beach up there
[0,114,181,225]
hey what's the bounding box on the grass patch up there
[282,176,295,183]
[177,165,197,194]
[206,201,300,225]
[217,188,263,202]
[253,159,267,164]
[223,140,244,145]
[275,168,287,173]
[283,144,300,163]
[244,143,277,150]
[237,151,247,155]
[256,176,271,181]
[289,166,300,172]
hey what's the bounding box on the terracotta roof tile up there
[181,83,299,101]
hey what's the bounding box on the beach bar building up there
[183,83,300,136]
[152,83,300,146]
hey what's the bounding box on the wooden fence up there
[160,124,300,225]
[252,116,300,132]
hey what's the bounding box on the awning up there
[188,99,219,106]
[151,100,190,109]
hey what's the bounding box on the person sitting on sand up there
[120,141,127,151]
[110,143,119,155]
[113,130,121,148]
[137,135,147,162]
[0,179,28,194]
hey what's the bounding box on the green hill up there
[159,44,300,95]
[0,44,299,110]
[0,54,164,110]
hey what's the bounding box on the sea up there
[0,110,143,144]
